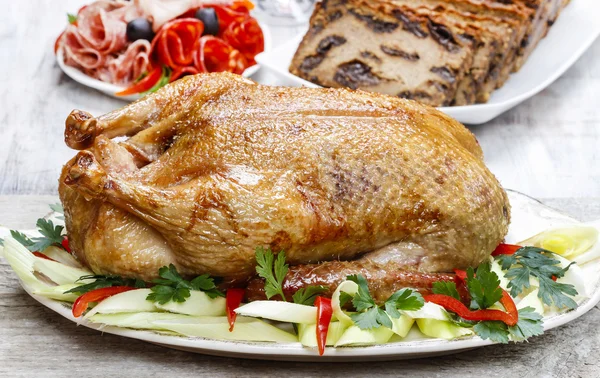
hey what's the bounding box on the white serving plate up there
[3,190,600,361]
[57,22,272,102]
[255,0,600,124]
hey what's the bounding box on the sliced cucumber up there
[416,318,473,340]
[32,284,79,302]
[235,300,316,324]
[331,280,359,326]
[403,302,450,321]
[83,289,158,319]
[33,258,92,286]
[155,291,226,316]
[152,316,298,343]
[297,322,348,347]
[389,314,415,338]
[89,312,193,331]
[335,325,394,346]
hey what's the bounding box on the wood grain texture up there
[1,196,600,377]
[1,1,599,198]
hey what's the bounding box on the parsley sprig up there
[255,247,329,305]
[496,247,578,309]
[347,274,424,330]
[466,263,504,310]
[65,275,146,295]
[473,307,544,343]
[147,264,224,304]
[3,219,65,252]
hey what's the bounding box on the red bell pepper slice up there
[424,294,518,326]
[492,243,522,256]
[500,290,518,321]
[72,286,136,317]
[33,252,57,262]
[315,296,333,356]
[115,65,163,96]
[61,237,71,253]
[226,288,245,332]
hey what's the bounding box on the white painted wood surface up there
[0,1,599,198]
[1,196,599,377]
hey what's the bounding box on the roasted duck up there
[59,72,510,298]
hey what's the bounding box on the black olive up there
[195,8,219,36]
[126,18,155,42]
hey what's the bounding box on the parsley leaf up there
[190,274,223,299]
[292,285,329,306]
[384,288,424,318]
[67,13,77,24]
[432,281,461,300]
[466,263,503,310]
[49,203,64,214]
[255,247,288,301]
[10,230,35,249]
[339,292,353,307]
[345,275,423,329]
[474,321,510,344]
[497,246,578,309]
[147,264,223,304]
[30,219,64,252]
[473,307,544,343]
[350,306,392,329]
[347,274,376,311]
[509,307,544,341]
[65,275,145,295]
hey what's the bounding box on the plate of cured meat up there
[255,0,600,124]
[55,0,270,101]
[3,73,600,361]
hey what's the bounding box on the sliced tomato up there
[223,18,264,64]
[195,36,248,74]
[151,18,204,69]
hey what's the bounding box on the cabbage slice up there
[156,291,226,316]
[235,300,316,324]
[152,316,298,342]
[298,322,348,347]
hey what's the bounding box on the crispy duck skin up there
[245,260,456,303]
[59,72,509,285]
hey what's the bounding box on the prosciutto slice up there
[58,1,131,81]
[108,40,152,85]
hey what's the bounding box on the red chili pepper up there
[492,243,522,256]
[226,288,245,332]
[315,296,333,356]
[33,252,57,262]
[424,294,518,326]
[115,65,162,96]
[61,237,71,253]
[72,286,136,317]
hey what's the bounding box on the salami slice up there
[108,39,152,85]
[150,18,204,68]
[222,18,264,64]
[195,35,247,74]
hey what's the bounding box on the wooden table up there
[2,0,600,376]
[1,196,600,377]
